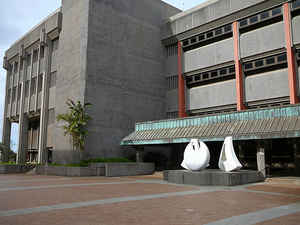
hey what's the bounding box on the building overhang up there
[121,104,300,146]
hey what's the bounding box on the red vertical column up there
[178,41,187,118]
[233,21,246,111]
[283,3,299,104]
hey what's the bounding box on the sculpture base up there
[163,169,265,186]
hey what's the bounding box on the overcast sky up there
[0,0,205,151]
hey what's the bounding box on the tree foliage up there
[0,143,16,162]
[57,99,92,151]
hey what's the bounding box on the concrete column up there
[177,41,187,118]
[2,58,12,162]
[27,49,34,113]
[283,3,299,104]
[17,49,28,164]
[14,49,23,116]
[8,62,15,118]
[38,37,52,164]
[35,46,41,112]
[257,142,266,177]
[293,142,300,176]
[233,21,246,111]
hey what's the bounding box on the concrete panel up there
[165,55,178,76]
[168,0,264,35]
[187,79,236,110]
[184,38,234,72]
[30,95,35,111]
[166,89,178,112]
[240,22,285,58]
[245,69,289,102]
[292,15,300,45]
[104,163,155,177]
[49,87,56,109]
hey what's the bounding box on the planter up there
[35,166,97,177]
[89,163,155,177]
[0,164,35,174]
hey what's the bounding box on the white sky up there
[0,0,205,151]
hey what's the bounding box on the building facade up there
[2,0,300,176]
[1,0,180,164]
[122,0,300,176]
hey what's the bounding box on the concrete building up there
[122,0,300,176]
[1,0,180,164]
[2,0,300,176]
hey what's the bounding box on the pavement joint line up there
[0,181,139,192]
[237,188,300,198]
[0,178,72,184]
[203,202,300,225]
[0,189,220,217]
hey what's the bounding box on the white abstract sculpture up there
[181,139,210,171]
[218,136,242,172]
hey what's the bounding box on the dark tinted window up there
[272,7,282,16]
[211,71,218,77]
[199,34,205,40]
[220,69,227,75]
[183,40,189,46]
[278,53,287,62]
[292,0,300,9]
[250,15,258,24]
[255,60,264,67]
[215,28,222,35]
[191,37,197,43]
[240,19,248,27]
[245,63,253,70]
[186,77,193,83]
[260,11,269,20]
[266,57,275,65]
[224,24,232,32]
[229,67,235,73]
[203,73,209,79]
[207,31,213,38]
[195,75,201,81]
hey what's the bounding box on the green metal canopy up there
[121,104,300,146]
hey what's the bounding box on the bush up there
[48,158,133,167]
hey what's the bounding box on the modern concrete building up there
[122,0,300,176]
[1,0,180,164]
[2,0,300,176]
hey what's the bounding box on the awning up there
[121,105,300,146]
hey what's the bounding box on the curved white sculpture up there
[181,139,210,171]
[218,136,242,172]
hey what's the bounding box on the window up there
[211,71,218,77]
[266,57,275,65]
[202,73,209,79]
[25,81,30,97]
[18,85,22,100]
[191,37,197,43]
[7,89,11,103]
[240,19,248,27]
[244,63,253,70]
[278,53,287,62]
[255,60,264,67]
[292,0,300,10]
[272,7,282,16]
[250,15,258,24]
[195,75,201,81]
[229,66,235,73]
[260,11,269,20]
[38,75,43,92]
[215,28,222,36]
[224,24,232,32]
[50,72,57,88]
[220,69,227,75]
[183,40,189,46]
[198,34,205,40]
[206,31,213,38]
[31,78,36,94]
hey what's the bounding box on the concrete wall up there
[292,15,300,45]
[165,0,265,37]
[166,89,178,113]
[53,0,89,163]
[187,79,236,110]
[245,69,289,102]
[165,55,177,76]
[240,22,285,58]
[83,0,180,159]
[184,38,234,72]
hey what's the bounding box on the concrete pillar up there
[35,46,41,112]
[14,48,23,116]
[177,41,187,118]
[293,142,300,176]
[233,21,246,111]
[9,62,15,118]
[257,142,266,177]
[283,3,299,104]
[2,58,12,162]
[1,119,11,162]
[38,36,52,164]
[27,49,34,113]
[17,47,28,164]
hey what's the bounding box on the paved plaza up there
[0,174,299,225]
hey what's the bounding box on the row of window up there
[292,0,300,10]
[243,53,287,76]
[181,24,232,51]
[186,65,235,87]
[166,75,178,90]
[296,49,300,61]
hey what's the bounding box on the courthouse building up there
[2,0,300,175]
